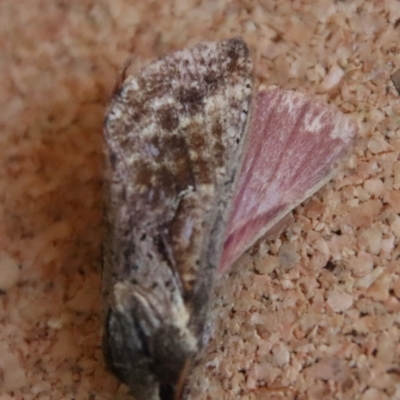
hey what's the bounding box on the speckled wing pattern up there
[102,38,253,400]
[221,86,356,270]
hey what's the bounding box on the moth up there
[102,38,356,400]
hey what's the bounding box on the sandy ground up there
[1,1,400,399]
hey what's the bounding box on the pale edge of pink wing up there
[220,86,357,272]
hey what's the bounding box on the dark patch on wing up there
[204,71,222,94]
[159,105,180,131]
[224,37,250,73]
[177,87,205,115]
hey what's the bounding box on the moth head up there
[102,281,199,400]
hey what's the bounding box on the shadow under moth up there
[102,38,356,400]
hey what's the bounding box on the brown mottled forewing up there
[102,38,253,400]
[220,86,356,271]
